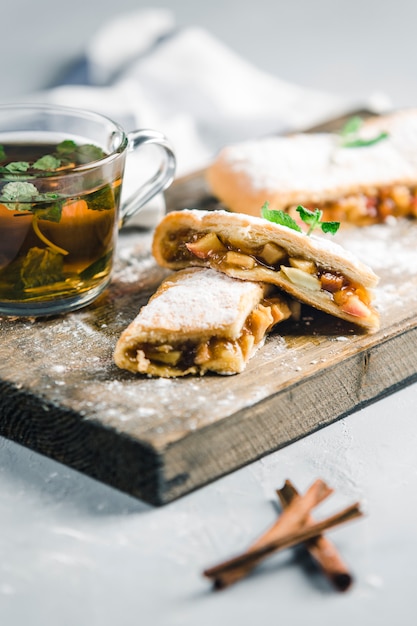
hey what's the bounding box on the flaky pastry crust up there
[152,210,380,331]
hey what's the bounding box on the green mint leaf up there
[339,115,388,148]
[33,198,63,223]
[296,204,340,236]
[261,201,302,232]
[75,144,105,164]
[339,116,363,137]
[86,184,114,211]
[0,145,5,161]
[20,247,64,288]
[79,251,112,280]
[341,132,389,148]
[0,169,34,181]
[56,140,77,154]
[33,154,61,171]
[55,141,105,165]
[296,206,321,226]
[1,181,39,205]
[296,206,322,235]
[0,245,64,291]
[321,221,340,235]
[5,161,30,173]
[0,182,64,220]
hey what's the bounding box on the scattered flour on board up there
[5,219,417,436]
[335,220,417,274]
[335,219,417,312]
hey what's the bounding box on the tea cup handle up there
[119,129,176,227]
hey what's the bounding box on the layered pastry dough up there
[114,267,292,377]
[152,209,380,331]
[206,109,417,225]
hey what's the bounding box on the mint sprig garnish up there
[261,201,340,236]
[261,203,302,232]
[296,205,340,235]
[339,115,388,148]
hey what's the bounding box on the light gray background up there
[1,2,417,625]
[2,0,417,107]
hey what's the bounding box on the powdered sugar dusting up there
[135,267,262,333]
[335,219,417,274]
[216,110,417,194]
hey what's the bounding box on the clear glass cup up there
[0,103,176,316]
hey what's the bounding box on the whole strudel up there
[206,109,417,225]
[114,267,292,377]
[152,209,380,331]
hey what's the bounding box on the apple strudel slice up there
[114,267,292,377]
[152,209,380,331]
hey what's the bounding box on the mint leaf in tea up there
[0,138,121,304]
[33,154,61,171]
[21,247,65,289]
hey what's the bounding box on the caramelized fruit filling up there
[286,184,417,226]
[129,297,286,372]
[162,230,372,320]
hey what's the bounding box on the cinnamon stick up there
[203,479,363,589]
[251,478,333,548]
[204,501,362,584]
[208,478,333,589]
[277,480,354,591]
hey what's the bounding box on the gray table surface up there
[1,1,417,624]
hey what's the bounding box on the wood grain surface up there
[2,109,416,506]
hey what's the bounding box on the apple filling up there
[286,184,417,226]
[162,230,373,321]
[128,297,289,375]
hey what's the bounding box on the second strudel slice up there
[114,267,292,377]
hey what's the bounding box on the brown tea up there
[0,139,122,306]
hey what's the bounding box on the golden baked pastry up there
[114,267,292,377]
[206,109,417,225]
[152,209,380,331]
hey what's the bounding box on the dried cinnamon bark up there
[208,478,332,589]
[277,480,354,591]
[203,479,363,590]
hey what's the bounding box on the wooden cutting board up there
[2,110,417,506]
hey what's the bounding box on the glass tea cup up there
[0,103,176,316]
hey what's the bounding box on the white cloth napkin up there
[30,8,390,227]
